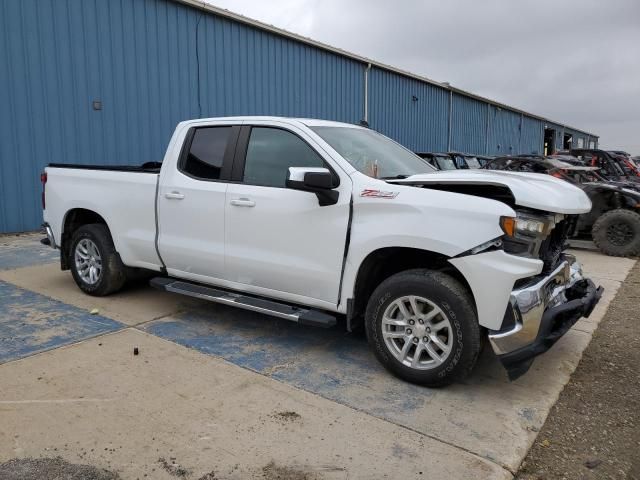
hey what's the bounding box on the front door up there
[224,125,351,306]
[157,124,239,282]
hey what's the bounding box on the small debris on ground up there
[158,457,191,478]
[262,461,315,480]
[90,308,100,315]
[0,456,121,480]
[584,458,602,469]
[271,411,301,422]
[196,471,217,480]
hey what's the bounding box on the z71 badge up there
[360,189,399,199]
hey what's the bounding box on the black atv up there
[484,156,640,257]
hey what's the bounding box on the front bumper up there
[489,254,603,380]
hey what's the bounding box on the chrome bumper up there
[41,222,57,249]
[488,254,585,355]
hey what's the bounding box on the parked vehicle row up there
[42,117,602,386]
[416,152,493,170]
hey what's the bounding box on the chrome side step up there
[150,277,336,328]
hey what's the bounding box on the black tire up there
[592,208,640,257]
[69,224,127,296]
[365,269,480,387]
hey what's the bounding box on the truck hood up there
[387,170,592,214]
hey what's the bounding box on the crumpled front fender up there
[449,250,543,330]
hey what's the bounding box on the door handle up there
[230,198,256,207]
[165,191,185,200]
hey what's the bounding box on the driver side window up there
[243,127,325,188]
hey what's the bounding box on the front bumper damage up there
[489,254,603,380]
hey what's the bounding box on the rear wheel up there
[365,269,480,387]
[69,224,127,296]
[592,208,640,257]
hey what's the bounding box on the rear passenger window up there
[243,127,324,188]
[182,127,232,180]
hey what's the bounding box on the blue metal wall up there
[450,94,488,154]
[0,0,597,233]
[0,0,365,232]
[521,116,544,155]
[368,68,449,152]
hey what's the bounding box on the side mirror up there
[286,167,339,206]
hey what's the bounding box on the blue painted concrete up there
[0,280,123,364]
[143,305,435,417]
[0,235,59,270]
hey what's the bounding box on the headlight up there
[515,217,546,234]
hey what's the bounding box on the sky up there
[205,0,640,154]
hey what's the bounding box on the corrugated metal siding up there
[450,94,487,154]
[521,116,543,155]
[0,0,364,233]
[368,68,449,152]
[487,106,521,156]
[0,0,599,233]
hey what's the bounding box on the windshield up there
[311,126,435,178]
[435,156,457,170]
[464,157,482,169]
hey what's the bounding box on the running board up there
[150,277,336,328]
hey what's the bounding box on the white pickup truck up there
[42,117,602,386]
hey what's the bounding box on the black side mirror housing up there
[286,167,339,206]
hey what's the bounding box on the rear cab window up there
[180,126,235,180]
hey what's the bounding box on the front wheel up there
[592,208,640,257]
[365,269,480,387]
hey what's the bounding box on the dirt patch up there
[517,262,640,479]
[270,411,301,423]
[0,456,121,480]
[158,457,191,478]
[262,461,316,480]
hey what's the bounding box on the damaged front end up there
[450,208,603,381]
[489,254,603,380]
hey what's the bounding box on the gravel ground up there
[0,457,121,480]
[517,261,640,480]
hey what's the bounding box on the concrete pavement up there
[0,234,635,478]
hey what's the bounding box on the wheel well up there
[349,247,473,331]
[60,209,108,270]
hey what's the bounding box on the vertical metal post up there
[363,63,372,123]
[447,90,453,152]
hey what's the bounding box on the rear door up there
[157,122,240,281]
[224,123,351,306]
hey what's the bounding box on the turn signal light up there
[500,216,516,237]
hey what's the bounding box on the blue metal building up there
[0,0,598,233]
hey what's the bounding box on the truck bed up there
[44,163,162,271]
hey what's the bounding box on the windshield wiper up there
[380,174,410,180]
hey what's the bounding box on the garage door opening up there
[544,128,556,155]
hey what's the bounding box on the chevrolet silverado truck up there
[41,117,603,386]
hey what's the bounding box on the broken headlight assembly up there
[501,211,563,259]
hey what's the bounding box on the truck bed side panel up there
[44,168,161,270]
